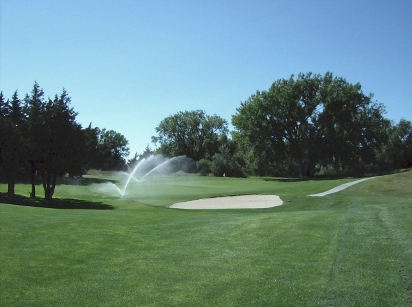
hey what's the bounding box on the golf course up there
[0,170,411,306]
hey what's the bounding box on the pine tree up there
[24,82,45,198]
[0,91,25,199]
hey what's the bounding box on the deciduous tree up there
[97,128,130,170]
[152,110,228,161]
[232,72,388,176]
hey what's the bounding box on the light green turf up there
[1,171,411,306]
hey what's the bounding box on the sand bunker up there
[170,194,283,210]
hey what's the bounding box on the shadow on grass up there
[263,177,306,182]
[262,175,367,182]
[0,193,114,210]
[0,177,118,187]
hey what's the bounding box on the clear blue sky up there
[1,0,411,158]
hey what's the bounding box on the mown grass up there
[0,171,411,306]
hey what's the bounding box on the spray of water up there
[119,158,147,196]
[108,155,192,197]
[138,156,178,181]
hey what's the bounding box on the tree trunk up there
[42,171,56,200]
[30,166,36,199]
[7,179,15,201]
[50,172,57,199]
[297,160,315,177]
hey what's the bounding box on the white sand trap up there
[308,177,375,197]
[170,194,283,210]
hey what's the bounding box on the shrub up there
[196,159,211,176]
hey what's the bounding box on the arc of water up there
[121,158,146,196]
[139,156,178,181]
[110,183,123,195]
[129,175,143,183]
[114,155,183,197]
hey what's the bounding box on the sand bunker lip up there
[169,194,283,210]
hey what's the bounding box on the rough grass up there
[0,171,411,306]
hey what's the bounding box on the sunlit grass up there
[1,171,411,306]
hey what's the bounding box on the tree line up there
[152,72,412,177]
[2,73,411,199]
[0,82,130,200]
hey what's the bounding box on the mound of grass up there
[1,171,411,306]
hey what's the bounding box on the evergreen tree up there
[9,91,26,126]
[39,89,84,199]
[0,92,9,117]
[0,91,25,199]
[24,82,45,198]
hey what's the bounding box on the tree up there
[22,84,86,200]
[232,72,388,176]
[0,91,26,200]
[317,73,389,174]
[83,123,101,170]
[128,144,154,168]
[232,73,322,176]
[81,124,130,171]
[0,118,24,199]
[389,119,412,169]
[152,110,228,161]
[37,89,85,199]
[98,128,130,170]
[0,92,9,117]
[8,91,26,126]
[210,144,245,177]
[24,82,46,198]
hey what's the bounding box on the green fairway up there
[1,171,411,306]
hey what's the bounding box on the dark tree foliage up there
[97,128,130,171]
[0,92,7,117]
[232,72,390,177]
[83,126,130,171]
[37,90,85,199]
[9,91,26,126]
[210,145,245,177]
[0,91,26,199]
[1,83,132,199]
[1,83,89,200]
[24,82,46,198]
[152,110,228,161]
[0,118,24,199]
[83,123,101,169]
[389,119,412,169]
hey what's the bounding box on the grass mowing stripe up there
[376,205,412,304]
[319,205,408,306]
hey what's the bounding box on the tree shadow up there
[0,177,118,186]
[261,175,361,182]
[0,193,114,210]
[262,177,307,182]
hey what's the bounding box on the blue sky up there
[1,0,411,157]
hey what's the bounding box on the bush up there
[210,149,245,178]
[196,159,211,176]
